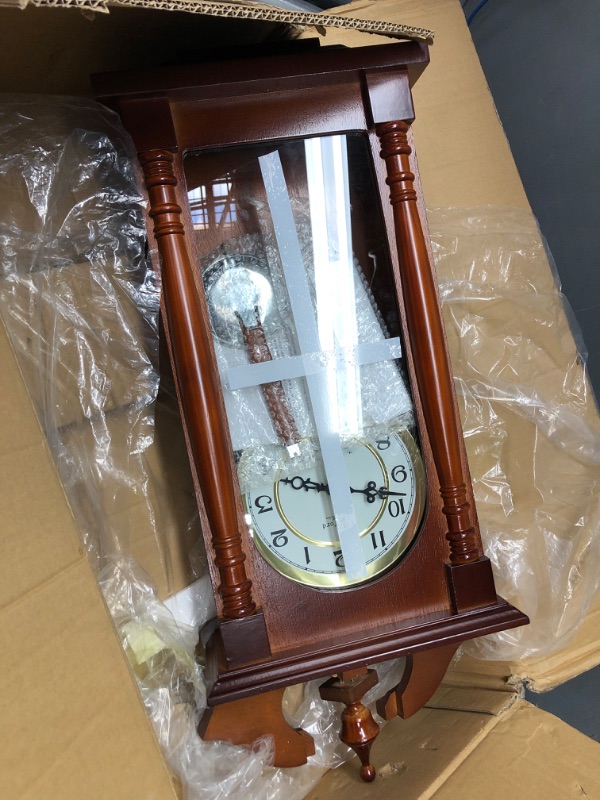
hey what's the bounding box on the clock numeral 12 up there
[333,550,344,569]
[270,529,288,547]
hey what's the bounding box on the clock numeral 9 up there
[391,464,407,483]
[333,550,344,569]
[255,495,273,514]
[270,529,288,548]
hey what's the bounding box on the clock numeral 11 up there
[370,530,386,550]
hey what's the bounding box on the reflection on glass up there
[184,134,426,588]
[188,177,236,229]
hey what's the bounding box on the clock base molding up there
[203,597,527,707]
[198,621,505,771]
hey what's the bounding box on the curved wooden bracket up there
[376,643,459,721]
[199,688,315,767]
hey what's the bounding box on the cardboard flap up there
[428,685,518,716]
[432,702,600,800]
[0,318,179,800]
[306,700,600,799]
[26,0,435,42]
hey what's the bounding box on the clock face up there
[243,427,426,588]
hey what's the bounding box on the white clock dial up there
[243,427,426,588]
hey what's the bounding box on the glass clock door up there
[184,134,426,587]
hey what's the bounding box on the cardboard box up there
[0,1,599,798]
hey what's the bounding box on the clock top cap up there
[92,40,430,105]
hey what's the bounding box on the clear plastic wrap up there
[0,95,204,599]
[0,98,599,797]
[0,96,395,798]
[429,207,600,660]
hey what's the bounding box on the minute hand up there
[350,481,407,504]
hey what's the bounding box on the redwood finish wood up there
[446,556,500,612]
[204,598,526,704]
[95,40,528,780]
[218,611,272,669]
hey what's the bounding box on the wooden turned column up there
[140,149,256,619]
[376,122,480,565]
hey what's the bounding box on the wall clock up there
[95,40,528,781]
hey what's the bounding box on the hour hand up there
[351,481,407,504]
[281,476,330,494]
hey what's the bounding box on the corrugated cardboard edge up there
[430,700,600,800]
[0,312,181,800]
[307,698,600,799]
[514,595,600,692]
[21,0,435,42]
[446,595,600,695]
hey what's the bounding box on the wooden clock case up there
[94,40,528,777]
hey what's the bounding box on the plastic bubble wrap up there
[0,98,599,797]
